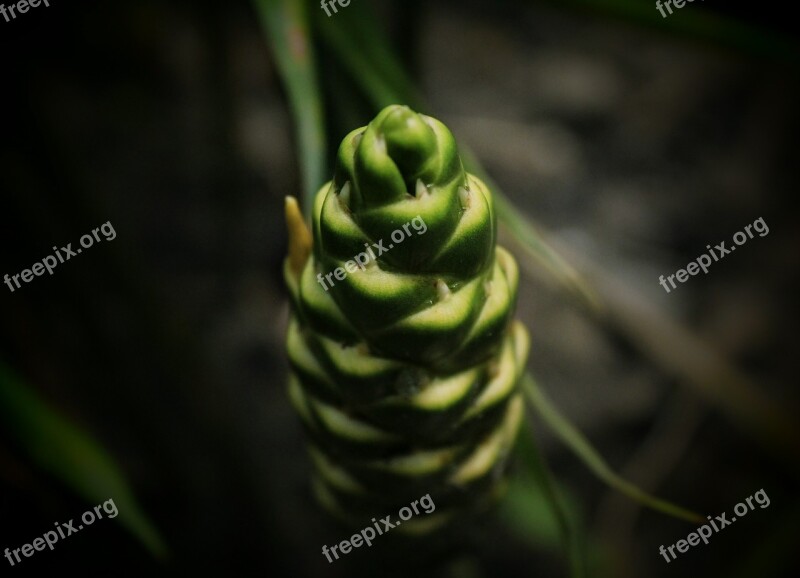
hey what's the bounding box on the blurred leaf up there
[0,362,167,559]
[253,0,326,216]
[501,418,587,577]
[499,477,564,550]
[522,372,705,525]
[576,260,800,473]
[312,1,422,108]
[551,0,800,65]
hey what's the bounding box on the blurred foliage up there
[0,362,167,558]
[254,0,327,214]
[550,0,800,65]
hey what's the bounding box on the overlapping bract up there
[285,105,529,532]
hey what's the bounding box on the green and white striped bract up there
[285,105,529,533]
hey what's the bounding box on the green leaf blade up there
[0,362,168,559]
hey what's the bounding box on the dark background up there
[1,1,798,576]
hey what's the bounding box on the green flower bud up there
[285,105,529,533]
